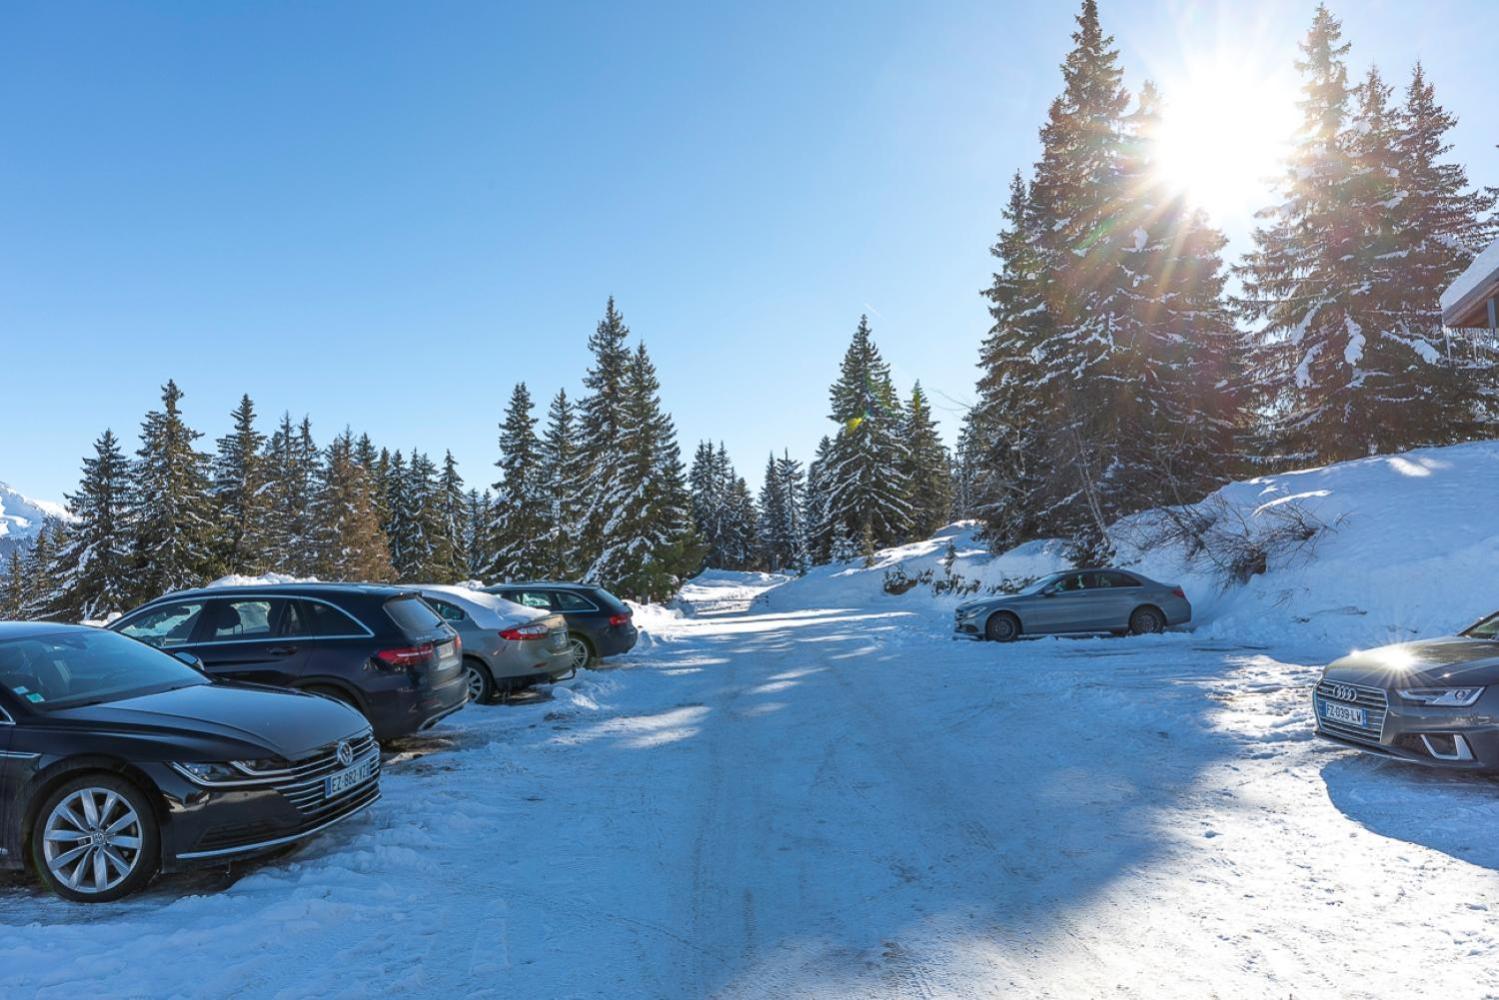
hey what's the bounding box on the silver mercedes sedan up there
[402,585,573,703]
[954,569,1191,642]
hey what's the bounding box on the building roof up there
[1441,237,1499,329]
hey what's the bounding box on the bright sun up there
[1154,57,1302,223]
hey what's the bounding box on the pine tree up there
[540,389,582,579]
[430,451,469,583]
[688,441,754,569]
[804,435,835,565]
[464,489,491,578]
[382,450,417,578]
[314,431,396,582]
[900,383,954,540]
[399,451,444,581]
[487,384,550,581]
[129,381,217,600]
[575,298,634,575]
[20,523,62,620]
[721,472,759,570]
[688,441,724,566]
[1,549,24,620]
[264,414,319,576]
[822,316,911,550]
[588,342,697,599]
[759,450,808,573]
[1237,5,1375,464]
[212,394,270,575]
[48,429,134,621]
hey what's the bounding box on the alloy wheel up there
[568,636,591,670]
[465,663,493,704]
[41,787,144,896]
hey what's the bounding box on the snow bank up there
[755,440,1499,655]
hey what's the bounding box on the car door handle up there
[267,645,298,656]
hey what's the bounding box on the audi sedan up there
[953,569,1191,642]
[0,622,379,901]
[1313,610,1499,770]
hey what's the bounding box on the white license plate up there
[1321,700,1367,728]
[326,757,376,797]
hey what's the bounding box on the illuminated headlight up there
[1397,687,1485,707]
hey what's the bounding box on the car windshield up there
[1462,612,1499,639]
[1017,573,1065,596]
[0,629,209,712]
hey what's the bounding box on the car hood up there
[45,682,369,760]
[1324,637,1499,687]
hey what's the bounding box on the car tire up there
[984,612,1020,643]
[1129,606,1165,636]
[31,774,160,903]
[464,658,497,705]
[566,633,595,671]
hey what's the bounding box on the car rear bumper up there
[595,625,638,658]
[366,672,469,741]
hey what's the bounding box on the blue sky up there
[4,0,1496,502]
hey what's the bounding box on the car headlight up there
[1397,687,1486,707]
[170,761,244,784]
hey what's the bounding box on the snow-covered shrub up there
[1129,495,1341,588]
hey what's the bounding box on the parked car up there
[953,569,1191,642]
[108,583,467,742]
[401,585,573,703]
[481,582,638,670]
[1313,610,1499,770]
[0,622,379,902]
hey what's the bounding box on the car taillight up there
[452,635,462,653]
[374,643,434,668]
[1171,587,1186,599]
[499,624,549,641]
[609,613,631,627]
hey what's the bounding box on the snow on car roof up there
[403,584,544,628]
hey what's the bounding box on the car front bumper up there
[1312,679,1499,771]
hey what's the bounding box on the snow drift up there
[766,440,1499,652]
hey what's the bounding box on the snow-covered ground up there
[3,443,1499,998]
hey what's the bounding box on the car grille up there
[1314,680,1389,746]
[238,733,382,817]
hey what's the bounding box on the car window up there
[428,598,467,623]
[1052,573,1091,593]
[1464,613,1499,639]
[385,596,446,638]
[204,599,279,640]
[553,591,598,612]
[511,591,554,610]
[284,600,367,638]
[1093,571,1138,589]
[0,628,208,710]
[115,602,206,648]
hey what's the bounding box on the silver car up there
[954,569,1191,642]
[402,585,573,703]
[1313,610,1499,770]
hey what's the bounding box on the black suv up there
[109,584,467,742]
[481,582,637,671]
[0,622,379,901]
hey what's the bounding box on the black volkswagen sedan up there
[0,622,379,901]
[109,584,468,742]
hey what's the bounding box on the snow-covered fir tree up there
[402,451,445,581]
[382,450,418,579]
[689,441,756,570]
[803,434,834,565]
[486,383,551,582]
[539,389,582,579]
[900,382,953,540]
[758,451,808,573]
[212,394,270,575]
[20,522,63,619]
[47,429,135,621]
[821,316,911,550]
[587,342,698,599]
[129,381,217,600]
[575,298,634,577]
[1,549,24,620]
[429,451,470,583]
[264,414,319,576]
[464,488,491,578]
[720,470,759,570]
[314,431,395,582]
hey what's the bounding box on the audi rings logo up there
[336,740,355,767]
[1329,683,1359,703]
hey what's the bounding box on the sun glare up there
[1154,57,1301,224]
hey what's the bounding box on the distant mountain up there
[0,482,72,562]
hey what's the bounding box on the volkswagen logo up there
[1329,683,1359,703]
[336,740,354,767]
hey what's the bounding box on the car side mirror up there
[173,651,206,672]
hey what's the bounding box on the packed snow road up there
[3,574,1499,998]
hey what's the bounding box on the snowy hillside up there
[766,440,1499,653]
[0,481,69,559]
